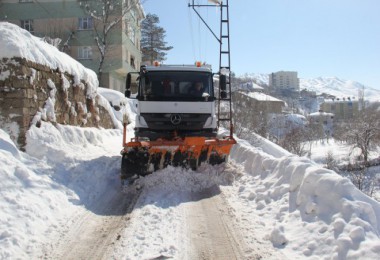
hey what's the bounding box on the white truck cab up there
[125,64,220,141]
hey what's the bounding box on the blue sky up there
[142,0,380,89]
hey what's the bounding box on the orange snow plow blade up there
[120,136,236,180]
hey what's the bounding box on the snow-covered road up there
[45,185,141,260]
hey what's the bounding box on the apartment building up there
[320,98,359,120]
[0,0,144,92]
[269,71,300,93]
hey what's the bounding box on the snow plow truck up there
[120,0,235,183]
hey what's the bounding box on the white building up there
[269,71,300,92]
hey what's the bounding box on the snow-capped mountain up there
[238,73,380,102]
[300,77,380,102]
[238,73,269,86]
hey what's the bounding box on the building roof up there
[322,99,358,104]
[240,91,283,102]
[308,111,334,117]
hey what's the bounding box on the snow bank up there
[0,129,74,259]
[0,123,122,259]
[0,22,98,98]
[228,137,380,259]
[0,129,20,159]
[96,87,137,129]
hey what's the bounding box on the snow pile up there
[96,87,137,129]
[228,138,380,259]
[0,128,73,259]
[0,22,98,98]
[0,124,122,259]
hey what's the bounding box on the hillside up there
[240,73,380,102]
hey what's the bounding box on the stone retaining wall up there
[0,57,114,150]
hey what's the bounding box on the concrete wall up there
[0,57,114,150]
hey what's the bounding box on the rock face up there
[0,57,114,150]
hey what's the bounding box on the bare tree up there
[336,103,380,164]
[325,150,338,171]
[279,127,308,156]
[40,19,77,53]
[80,0,145,82]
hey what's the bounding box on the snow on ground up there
[1,117,380,259]
[229,138,380,259]
[0,125,122,259]
[308,139,380,167]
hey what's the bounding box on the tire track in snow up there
[45,186,141,260]
[185,185,248,259]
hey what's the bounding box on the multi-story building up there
[0,0,144,92]
[320,98,359,120]
[269,71,300,93]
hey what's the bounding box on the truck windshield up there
[139,71,214,101]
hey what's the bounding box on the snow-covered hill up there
[239,73,380,102]
[300,77,380,102]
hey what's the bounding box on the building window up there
[130,55,135,69]
[78,46,93,60]
[78,17,93,30]
[128,24,135,44]
[20,20,34,33]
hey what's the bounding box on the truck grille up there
[141,113,210,130]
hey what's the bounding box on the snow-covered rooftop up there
[240,91,284,102]
[309,111,334,117]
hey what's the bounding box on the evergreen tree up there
[141,13,173,64]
